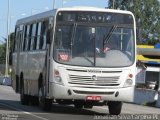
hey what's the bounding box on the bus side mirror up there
[46,27,53,45]
[136,60,147,70]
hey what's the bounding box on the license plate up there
[86,96,101,101]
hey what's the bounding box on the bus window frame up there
[30,23,37,50]
[25,25,30,51]
[27,24,33,50]
[36,21,42,50]
[13,27,18,52]
[23,25,27,51]
[19,25,24,52]
[39,19,49,50]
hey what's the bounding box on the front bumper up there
[49,83,135,102]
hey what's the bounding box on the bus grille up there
[68,75,120,86]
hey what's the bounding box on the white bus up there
[11,7,136,115]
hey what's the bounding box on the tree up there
[108,0,160,45]
[0,32,14,64]
[0,43,6,64]
[9,32,15,51]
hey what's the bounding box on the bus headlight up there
[54,70,63,85]
[123,73,133,87]
[124,79,133,87]
[55,76,62,83]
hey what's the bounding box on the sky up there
[0,0,107,43]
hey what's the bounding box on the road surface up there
[0,85,160,120]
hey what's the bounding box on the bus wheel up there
[38,87,52,111]
[30,96,39,106]
[108,101,122,115]
[74,100,84,109]
[20,86,29,105]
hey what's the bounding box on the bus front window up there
[53,24,134,67]
[95,27,134,67]
[54,25,72,50]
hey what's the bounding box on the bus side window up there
[40,20,49,50]
[19,32,23,52]
[25,25,30,51]
[34,23,38,50]
[36,22,42,50]
[27,24,33,50]
[30,23,37,50]
[39,21,44,49]
[14,26,23,52]
[23,25,27,51]
[47,17,54,44]
[13,27,19,52]
[20,25,24,52]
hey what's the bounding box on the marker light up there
[128,74,133,78]
[124,73,133,87]
[54,70,60,77]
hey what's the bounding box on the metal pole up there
[5,0,10,77]
[158,68,160,91]
[53,0,55,9]
[8,15,11,59]
[113,0,115,9]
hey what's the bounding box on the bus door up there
[46,17,53,96]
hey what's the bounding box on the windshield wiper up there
[83,54,94,66]
[70,23,77,57]
[103,25,118,48]
[71,23,77,46]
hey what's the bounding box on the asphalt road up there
[0,85,160,120]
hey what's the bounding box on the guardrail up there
[134,88,160,108]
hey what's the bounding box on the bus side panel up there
[19,52,28,94]
[23,50,46,96]
[12,53,17,92]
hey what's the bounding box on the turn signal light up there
[54,70,60,77]
[128,74,133,78]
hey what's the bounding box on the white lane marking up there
[0,102,49,120]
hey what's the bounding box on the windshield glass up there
[53,24,134,67]
[53,11,135,67]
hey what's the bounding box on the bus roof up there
[57,7,134,15]
[16,7,134,26]
[16,10,55,25]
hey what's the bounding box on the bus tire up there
[74,100,84,109]
[20,85,29,105]
[38,87,52,111]
[108,101,122,115]
[30,96,39,106]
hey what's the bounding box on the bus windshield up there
[53,12,135,67]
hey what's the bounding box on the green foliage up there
[0,43,6,64]
[9,32,15,51]
[108,0,160,45]
[0,32,14,64]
